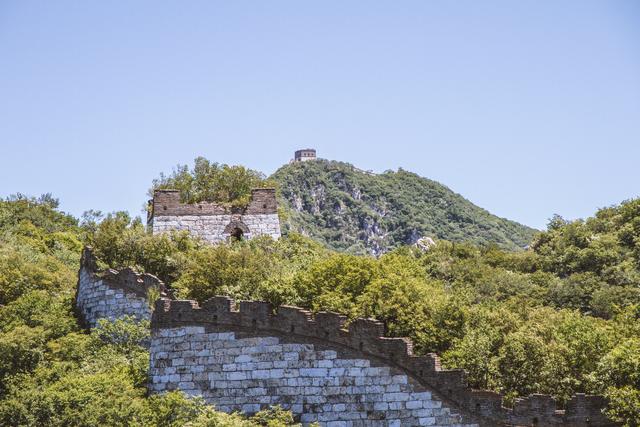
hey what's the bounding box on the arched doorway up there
[230,227,244,241]
[224,220,250,242]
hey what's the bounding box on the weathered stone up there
[148,189,281,243]
[75,247,163,329]
[149,329,477,426]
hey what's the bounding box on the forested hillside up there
[1,175,639,424]
[0,195,303,427]
[272,160,537,254]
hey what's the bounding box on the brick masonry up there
[150,328,474,427]
[75,247,166,328]
[148,189,281,243]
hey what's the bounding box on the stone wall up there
[150,298,616,427]
[148,189,281,244]
[150,328,473,427]
[75,247,166,328]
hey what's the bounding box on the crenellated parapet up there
[151,297,616,427]
[79,246,167,298]
[75,247,167,328]
[75,249,615,426]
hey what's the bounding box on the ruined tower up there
[147,188,281,243]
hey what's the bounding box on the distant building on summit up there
[293,148,316,162]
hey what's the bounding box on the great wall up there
[74,173,617,426]
[75,246,615,427]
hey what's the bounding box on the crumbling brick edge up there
[148,188,279,220]
[74,246,169,328]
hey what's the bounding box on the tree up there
[150,157,274,208]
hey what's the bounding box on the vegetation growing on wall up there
[1,190,639,425]
[149,157,275,208]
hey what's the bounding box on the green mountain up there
[272,159,537,254]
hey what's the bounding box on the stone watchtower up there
[293,148,316,162]
[147,188,281,243]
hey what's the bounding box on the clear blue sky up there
[1,1,638,229]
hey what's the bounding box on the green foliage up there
[0,193,77,234]
[173,239,279,301]
[0,196,301,426]
[532,199,640,318]
[93,316,150,356]
[358,253,467,354]
[601,386,640,427]
[590,337,640,425]
[0,195,81,305]
[272,160,537,254]
[165,234,327,305]
[250,406,297,427]
[532,200,640,283]
[150,157,275,208]
[2,189,640,425]
[84,210,197,284]
[145,392,269,427]
[0,242,76,304]
[293,253,377,317]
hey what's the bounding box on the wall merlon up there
[81,247,167,298]
[151,188,278,217]
[245,188,279,215]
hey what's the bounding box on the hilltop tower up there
[293,148,316,162]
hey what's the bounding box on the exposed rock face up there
[148,189,281,244]
[415,237,436,252]
[272,160,537,255]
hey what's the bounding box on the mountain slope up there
[272,160,537,254]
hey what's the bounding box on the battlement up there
[149,188,278,218]
[152,297,615,427]
[75,247,167,328]
[80,247,167,298]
